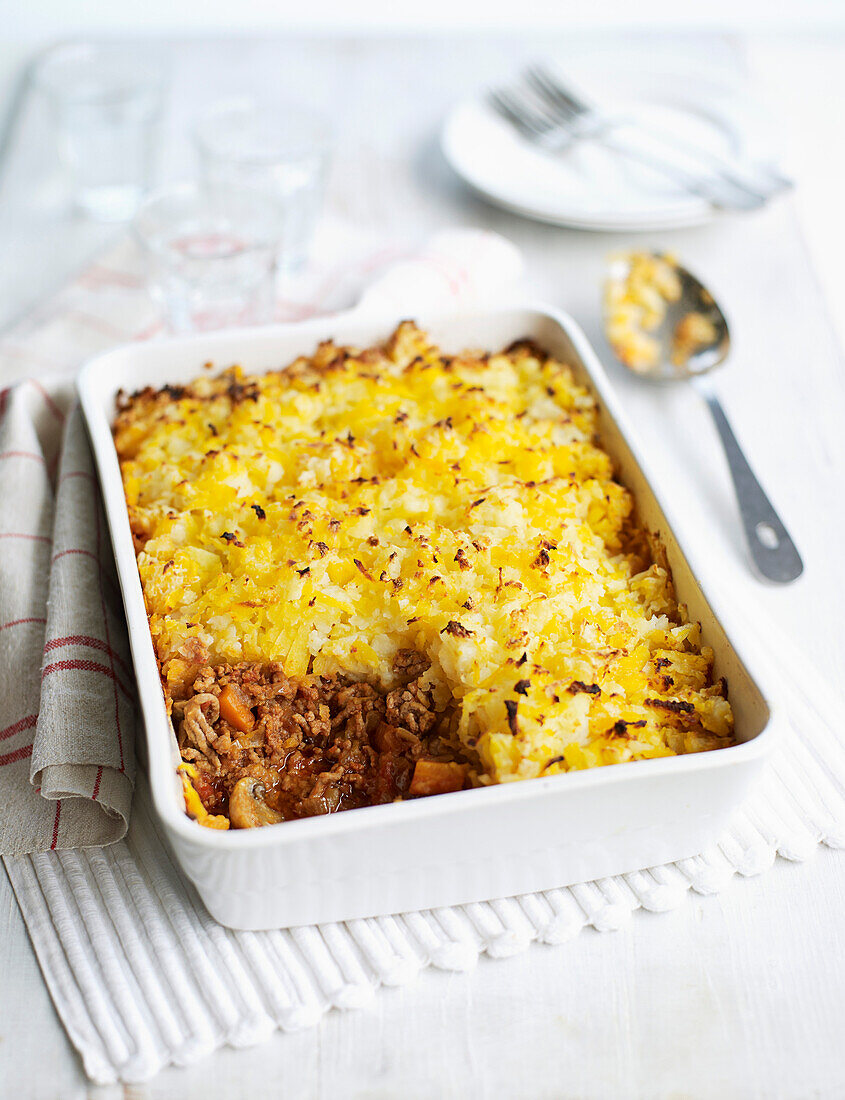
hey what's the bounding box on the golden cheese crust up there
[115,321,733,801]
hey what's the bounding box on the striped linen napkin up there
[3,226,845,1084]
[0,386,135,853]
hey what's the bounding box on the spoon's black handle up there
[697,383,803,583]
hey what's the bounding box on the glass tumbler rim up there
[34,40,166,105]
[133,181,286,261]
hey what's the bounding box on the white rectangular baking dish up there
[78,304,778,931]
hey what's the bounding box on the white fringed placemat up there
[7,651,845,1086]
[3,226,845,1084]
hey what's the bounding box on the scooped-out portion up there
[114,321,734,830]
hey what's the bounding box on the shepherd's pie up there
[114,322,734,829]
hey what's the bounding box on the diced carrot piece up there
[218,683,255,732]
[409,759,467,797]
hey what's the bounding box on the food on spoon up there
[671,310,719,366]
[604,251,681,371]
[604,251,721,373]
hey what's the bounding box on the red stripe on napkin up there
[44,635,133,679]
[0,617,47,632]
[0,451,45,464]
[41,660,134,703]
[0,714,38,742]
[50,801,61,849]
[94,504,126,773]
[59,469,97,487]
[0,744,34,767]
[31,380,66,424]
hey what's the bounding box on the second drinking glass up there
[194,99,331,273]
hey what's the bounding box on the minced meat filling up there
[175,651,471,825]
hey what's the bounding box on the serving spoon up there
[604,253,803,584]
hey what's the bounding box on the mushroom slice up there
[228,777,283,829]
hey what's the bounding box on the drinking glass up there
[194,99,330,272]
[36,42,165,222]
[134,183,284,334]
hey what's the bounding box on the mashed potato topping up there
[115,322,733,822]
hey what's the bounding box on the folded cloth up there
[3,226,845,1085]
[0,386,135,853]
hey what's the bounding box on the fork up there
[525,64,792,201]
[489,77,774,211]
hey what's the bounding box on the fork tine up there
[526,63,591,116]
[515,85,563,131]
[487,90,539,138]
[522,69,579,126]
[488,87,556,138]
[523,66,578,118]
[487,91,520,128]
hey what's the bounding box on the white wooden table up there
[1,31,844,1100]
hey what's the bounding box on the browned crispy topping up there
[542,754,566,772]
[645,697,695,714]
[442,620,473,638]
[608,719,647,739]
[226,378,260,404]
[568,681,601,696]
[353,558,373,580]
